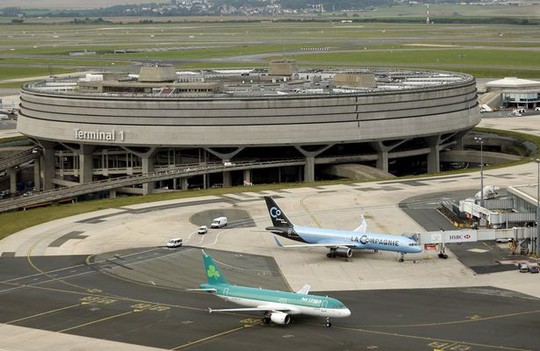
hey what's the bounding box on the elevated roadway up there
[0,158,304,212]
[0,148,37,171]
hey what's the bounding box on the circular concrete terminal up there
[16,65,480,192]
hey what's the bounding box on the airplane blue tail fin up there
[264,196,294,228]
[203,251,229,286]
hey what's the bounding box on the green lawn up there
[0,19,539,78]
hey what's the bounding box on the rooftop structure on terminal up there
[26,61,472,98]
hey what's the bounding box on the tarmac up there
[1,110,540,350]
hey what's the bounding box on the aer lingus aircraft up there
[264,196,422,261]
[197,251,351,327]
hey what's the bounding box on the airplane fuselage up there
[286,225,422,254]
[200,283,351,319]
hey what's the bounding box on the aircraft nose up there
[343,308,351,317]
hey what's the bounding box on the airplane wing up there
[354,215,367,232]
[274,236,353,249]
[296,284,311,295]
[187,288,217,293]
[208,304,300,314]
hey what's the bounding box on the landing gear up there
[399,252,405,262]
[438,244,448,259]
[325,317,332,328]
[262,312,271,324]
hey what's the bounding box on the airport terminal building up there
[17,61,480,195]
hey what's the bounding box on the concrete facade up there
[16,66,480,193]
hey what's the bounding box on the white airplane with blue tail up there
[264,196,422,262]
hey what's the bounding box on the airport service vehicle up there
[528,264,539,273]
[166,238,183,248]
[264,196,423,262]
[195,251,351,327]
[197,225,208,235]
[518,262,529,273]
[210,217,227,228]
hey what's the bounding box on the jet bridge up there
[417,227,537,258]
[459,198,536,228]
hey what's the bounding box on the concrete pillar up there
[426,135,441,173]
[376,150,389,172]
[222,171,232,187]
[427,144,441,173]
[371,140,406,173]
[33,157,41,191]
[79,145,95,184]
[304,156,315,182]
[41,146,55,191]
[110,189,117,198]
[294,145,332,183]
[142,156,155,195]
[243,169,252,185]
[181,178,188,190]
[8,167,17,195]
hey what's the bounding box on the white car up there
[166,238,183,248]
[518,262,529,273]
[197,225,208,235]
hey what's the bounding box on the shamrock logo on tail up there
[207,265,220,279]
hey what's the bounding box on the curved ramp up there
[440,150,522,163]
[323,163,395,180]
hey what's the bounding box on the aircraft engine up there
[334,248,353,258]
[270,311,291,325]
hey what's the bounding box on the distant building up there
[483,77,540,110]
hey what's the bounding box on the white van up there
[166,238,183,248]
[210,216,227,228]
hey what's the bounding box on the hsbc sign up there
[427,230,477,244]
[446,231,477,243]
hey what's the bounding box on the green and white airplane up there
[198,251,351,327]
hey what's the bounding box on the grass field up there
[0,12,539,86]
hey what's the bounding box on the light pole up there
[474,136,484,208]
[536,159,540,257]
